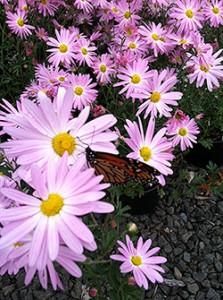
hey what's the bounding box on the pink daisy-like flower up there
[74,0,93,13]
[73,38,97,67]
[169,0,203,34]
[110,235,167,289]
[186,49,223,91]
[0,88,118,171]
[124,117,174,177]
[47,29,76,67]
[203,0,223,27]
[37,0,58,17]
[167,118,200,151]
[0,152,113,270]
[114,59,154,100]
[136,69,183,118]
[35,27,49,42]
[165,109,190,135]
[64,74,98,110]
[114,0,141,27]
[122,35,148,58]
[138,23,170,57]
[92,54,116,84]
[6,10,35,39]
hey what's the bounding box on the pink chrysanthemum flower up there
[165,110,190,135]
[124,117,174,178]
[6,10,35,39]
[0,88,118,171]
[167,118,200,151]
[92,54,116,84]
[47,29,76,67]
[64,74,98,110]
[123,35,148,58]
[0,153,113,270]
[37,0,58,17]
[73,38,97,67]
[114,0,141,26]
[136,69,183,118]
[203,0,223,27]
[186,49,223,91]
[138,23,171,57]
[110,235,167,290]
[114,59,154,100]
[74,0,93,13]
[35,64,68,87]
[35,27,49,42]
[169,0,203,34]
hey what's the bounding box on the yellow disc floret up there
[81,47,88,55]
[52,133,76,156]
[17,19,24,27]
[150,91,161,103]
[59,44,68,53]
[185,9,194,18]
[74,86,83,95]
[131,74,141,84]
[41,194,64,217]
[140,147,152,162]
[152,33,159,41]
[212,7,220,14]
[179,128,188,136]
[100,64,107,73]
[131,256,142,266]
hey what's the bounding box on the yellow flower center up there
[0,172,3,176]
[200,64,209,72]
[42,89,47,93]
[100,64,107,73]
[175,113,182,120]
[52,133,76,156]
[129,42,136,49]
[23,5,28,11]
[131,256,142,266]
[14,242,23,248]
[175,56,181,62]
[152,33,159,41]
[140,147,152,162]
[58,76,65,82]
[159,37,166,42]
[126,29,132,36]
[17,19,24,27]
[81,47,88,55]
[103,8,109,14]
[124,10,131,19]
[150,91,161,103]
[41,194,64,217]
[178,128,187,137]
[180,39,187,45]
[41,0,47,4]
[59,44,68,53]
[112,7,119,13]
[212,7,220,14]
[185,9,194,18]
[74,86,83,95]
[131,74,141,84]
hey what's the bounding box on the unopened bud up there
[89,287,98,298]
[126,222,138,235]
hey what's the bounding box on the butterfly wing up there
[86,148,159,186]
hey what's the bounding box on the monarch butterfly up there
[86,147,159,187]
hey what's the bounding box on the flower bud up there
[128,276,136,286]
[89,287,98,298]
[93,105,105,118]
[126,222,138,235]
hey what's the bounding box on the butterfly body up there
[86,147,159,187]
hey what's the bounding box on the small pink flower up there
[110,235,167,290]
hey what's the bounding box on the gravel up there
[0,172,223,299]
